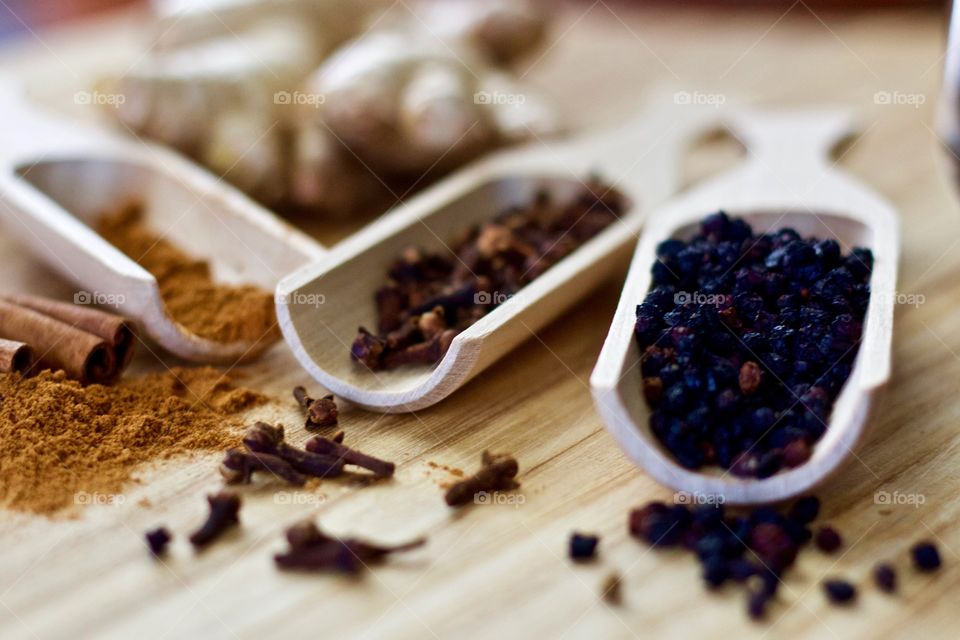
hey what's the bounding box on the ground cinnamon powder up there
[0,368,266,515]
[96,203,279,345]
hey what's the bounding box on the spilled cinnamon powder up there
[0,368,266,515]
[96,203,279,345]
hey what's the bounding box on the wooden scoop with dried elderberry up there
[591,109,899,505]
[276,95,725,412]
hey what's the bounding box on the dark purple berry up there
[146,527,171,556]
[746,588,769,620]
[873,564,896,592]
[634,214,869,479]
[787,496,820,525]
[815,526,842,553]
[569,533,599,561]
[823,579,857,604]
[912,542,942,571]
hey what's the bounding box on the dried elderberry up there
[823,579,857,605]
[635,212,872,478]
[873,563,897,592]
[911,541,942,571]
[569,533,600,561]
[628,495,823,620]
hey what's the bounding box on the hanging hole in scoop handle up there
[727,109,857,169]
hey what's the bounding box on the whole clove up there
[305,432,395,478]
[189,492,241,550]
[274,520,425,575]
[352,181,626,371]
[243,422,344,478]
[444,451,519,507]
[220,449,306,486]
[293,386,339,429]
[600,572,623,605]
[145,527,172,557]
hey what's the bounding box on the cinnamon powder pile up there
[0,368,266,515]
[96,203,279,345]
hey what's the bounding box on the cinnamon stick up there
[0,300,115,384]
[0,339,35,375]
[1,294,136,370]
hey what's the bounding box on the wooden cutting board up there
[1,3,958,639]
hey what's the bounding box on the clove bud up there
[189,492,241,550]
[220,449,306,486]
[293,386,339,429]
[274,520,425,575]
[243,422,344,478]
[444,451,520,507]
[305,433,396,478]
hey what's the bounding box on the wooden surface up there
[1,3,959,639]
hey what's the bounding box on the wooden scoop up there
[277,93,727,412]
[0,81,325,363]
[590,109,899,505]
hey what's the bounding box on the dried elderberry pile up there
[635,212,872,477]
[353,180,626,370]
[630,496,822,619]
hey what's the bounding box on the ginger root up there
[101,0,558,218]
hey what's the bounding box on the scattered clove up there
[189,492,241,550]
[274,520,425,575]
[600,572,623,605]
[244,422,344,478]
[293,386,339,429]
[220,449,306,486]
[444,451,519,507]
[305,432,396,478]
[145,527,172,557]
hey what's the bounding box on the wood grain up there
[1,3,958,639]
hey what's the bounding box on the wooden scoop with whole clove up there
[351,182,626,371]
